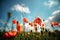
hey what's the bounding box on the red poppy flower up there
[29,22,33,26]
[11,30,17,37]
[33,17,42,26]
[4,31,17,38]
[13,31,17,37]
[12,19,16,24]
[4,32,10,38]
[16,23,22,33]
[41,23,44,28]
[8,31,13,37]
[50,22,59,26]
[23,18,28,23]
[34,23,37,26]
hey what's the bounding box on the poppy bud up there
[23,18,28,23]
[12,19,16,24]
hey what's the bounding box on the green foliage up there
[0,30,60,40]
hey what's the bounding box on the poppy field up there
[0,12,60,40]
[1,0,60,40]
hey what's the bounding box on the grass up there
[0,30,60,40]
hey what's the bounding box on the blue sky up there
[0,0,60,31]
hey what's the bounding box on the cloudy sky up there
[0,0,60,31]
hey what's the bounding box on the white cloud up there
[48,16,54,21]
[49,10,60,22]
[44,20,49,24]
[12,4,31,13]
[44,10,60,31]
[44,0,58,8]
[52,10,60,15]
[45,10,60,22]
